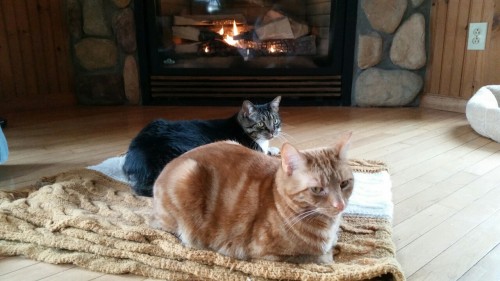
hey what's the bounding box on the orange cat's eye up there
[310,186,325,195]
[340,180,350,189]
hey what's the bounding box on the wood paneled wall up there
[0,0,75,113]
[422,0,500,112]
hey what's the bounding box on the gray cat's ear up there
[281,142,304,176]
[241,100,255,117]
[333,132,352,160]
[270,96,281,112]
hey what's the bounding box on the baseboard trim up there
[420,94,468,113]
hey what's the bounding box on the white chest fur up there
[256,139,269,154]
[322,216,343,253]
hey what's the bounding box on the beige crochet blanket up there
[0,160,404,281]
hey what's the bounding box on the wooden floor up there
[0,105,499,281]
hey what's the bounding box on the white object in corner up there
[466,85,500,143]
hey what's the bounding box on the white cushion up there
[466,85,500,143]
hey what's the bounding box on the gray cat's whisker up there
[279,131,297,143]
[275,134,288,144]
[275,132,296,144]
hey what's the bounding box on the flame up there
[223,20,240,47]
[269,45,276,53]
[204,46,209,53]
[218,26,224,36]
[232,20,239,36]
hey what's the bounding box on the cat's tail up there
[122,151,156,197]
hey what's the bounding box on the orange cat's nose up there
[333,199,345,212]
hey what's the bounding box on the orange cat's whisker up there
[284,209,319,231]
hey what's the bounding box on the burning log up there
[170,9,314,58]
[254,35,317,55]
[199,40,239,56]
[173,26,223,42]
[199,35,317,56]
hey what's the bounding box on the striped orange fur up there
[151,133,354,264]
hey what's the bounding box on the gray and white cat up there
[123,96,282,197]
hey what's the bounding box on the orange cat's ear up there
[334,132,352,160]
[281,143,304,176]
[241,100,255,117]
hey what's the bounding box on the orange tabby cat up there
[151,133,354,264]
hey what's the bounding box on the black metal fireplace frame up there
[134,0,358,105]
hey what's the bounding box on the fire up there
[204,46,209,53]
[269,45,276,53]
[232,20,239,36]
[222,20,240,47]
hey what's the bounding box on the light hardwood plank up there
[0,256,39,275]
[0,261,73,281]
[390,136,495,192]
[38,267,104,281]
[397,165,500,277]
[458,243,500,281]
[409,207,500,280]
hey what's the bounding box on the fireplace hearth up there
[135,0,358,105]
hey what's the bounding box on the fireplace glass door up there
[137,0,355,104]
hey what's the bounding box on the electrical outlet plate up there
[467,22,488,50]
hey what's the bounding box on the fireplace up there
[135,0,357,105]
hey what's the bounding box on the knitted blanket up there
[0,156,404,281]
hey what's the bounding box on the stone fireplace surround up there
[66,0,430,107]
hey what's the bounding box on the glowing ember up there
[269,45,276,53]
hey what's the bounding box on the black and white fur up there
[122,97,282,197]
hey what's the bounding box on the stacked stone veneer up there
[65,0,429,107]
[67,0,140,105]
[353,0,430,107]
